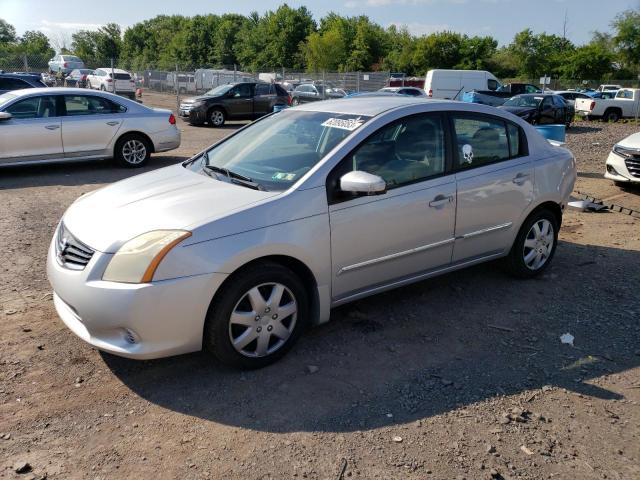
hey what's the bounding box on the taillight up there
[169,114,176,125]
[287,94,292,106]
[590,101,596,111]
[428,89,433,97]
[64,62,68,68]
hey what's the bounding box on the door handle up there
[106,121,120,126]
[429,195,453,208]
[512,173,530,185]
[44,125,59,130]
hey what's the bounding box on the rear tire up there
[203,262,309,369]
[114,134,151,168]
[504,209,559,278]
[603,109,621,122]
[291,97,300,106]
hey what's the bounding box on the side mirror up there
[0,112,12,121]
[340,170,386,195]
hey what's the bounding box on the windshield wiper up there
[203,165,267,191]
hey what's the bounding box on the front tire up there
[208,108,226,127]
[504,209,559,278]
[203,262,309,369]
[114,134,151,168]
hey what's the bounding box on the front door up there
[450,114,533,262]
[0,94,63,164]
[60,95,123,157]
[225,84,255,119]
[329,113,456,301]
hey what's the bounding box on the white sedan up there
[0,88,180,168]
[605,132,640,185]
[47,96,576,369]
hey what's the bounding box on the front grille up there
[56,223,94,270]
[624,157,640,178]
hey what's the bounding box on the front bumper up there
[187,106,208,124]
[47,229,228,359]
[605,151,640,183]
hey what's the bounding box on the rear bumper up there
[150,126,181,153]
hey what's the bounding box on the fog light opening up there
[606,164,619,176]
[123,328,140,344]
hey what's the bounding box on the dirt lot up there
[1,92,639,480]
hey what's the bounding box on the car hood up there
[617,132,640,149]
[63,164,279,253]
[498,106,537,116]
[183,94,221,103]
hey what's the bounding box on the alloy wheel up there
[210,110,224,126]
[121,139,147,165]
[228,282,297,358]
[523,219,554,270]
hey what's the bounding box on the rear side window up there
[5,95,57,118]
[255,83,273,96]
[64,95,125,115]
[453,116,510,169]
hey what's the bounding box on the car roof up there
[2,87,120,97]
[95,68,130,74]
[294,96,454,116]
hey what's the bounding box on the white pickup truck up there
[575,88,640,122]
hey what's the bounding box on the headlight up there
[102,230,192,283]
[613,144,637,158]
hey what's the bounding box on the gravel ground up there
[0,93,639,480]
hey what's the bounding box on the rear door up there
[253,83,276,117]
[451,114,533,262]
[0,94,62,163]
[60,94,124,157]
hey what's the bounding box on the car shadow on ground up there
[0,155,187,190]
[567,125,602,135]
[102,238,639,434]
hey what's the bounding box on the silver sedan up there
[47,97,576,368]
[0,88,180,168]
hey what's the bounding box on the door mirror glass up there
[0,111,12,121]
[340,170,386,194]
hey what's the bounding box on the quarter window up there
[340,113,446,190]
[5,95,57,119]
[452,116,511,168]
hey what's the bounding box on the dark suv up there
[291,83,346,105]
[0,73,47,94]
[180,82,290,127]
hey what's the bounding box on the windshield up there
[0,93,17,107]
[205,84,233,96]
[188,110,371,191]
[504,96,542,107]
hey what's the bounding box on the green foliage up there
[2,5,640,81]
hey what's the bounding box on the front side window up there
[541,97,554,109]
[339,113,446,189]
[64,95,124,115]
[617,89,633,99]
[190,110,371,191]
[5,95,57,119]
[230,84,253,98]
[487,79,499,91]
[452,116,511,169]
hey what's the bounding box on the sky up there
[2,0,639,47]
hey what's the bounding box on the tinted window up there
[541,97,553,109]
[342,113,446,189]
[64,95,125,115]
[487,79,499,91]
[552,96,565,107]
[0,78,30,90]
[6,95,57,118]
[453,116,510,169]
[255,83,272,96]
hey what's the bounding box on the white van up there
[424,70,501,99]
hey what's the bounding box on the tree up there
[509,29,573,79]
[303,29,345,71]
[561,43,614,80]
[0,18,17,45]
[19,31,54,57]
[412,32,464,73]
[612,9,640,71]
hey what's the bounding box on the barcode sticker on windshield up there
[321,117,365,131]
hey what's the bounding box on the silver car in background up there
[47,97,576,369]
[48,54,86,75]
[0,88,180,167]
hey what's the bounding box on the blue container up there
[535,124,566,142]
[272,104,287,113]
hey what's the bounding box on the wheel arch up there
[207,104,228,119]
[209,254,321,326]
[527,200,563,228]
[114,130,155,154]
